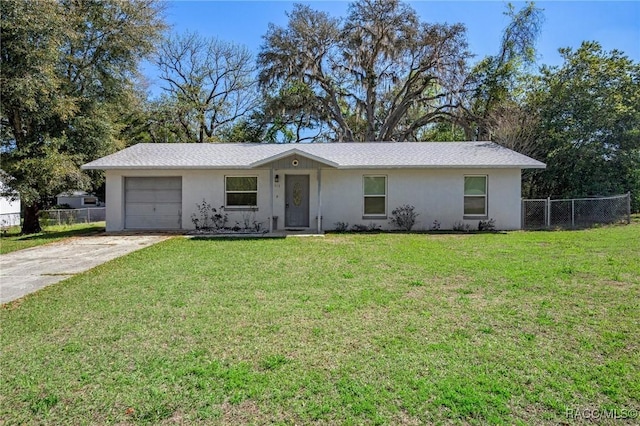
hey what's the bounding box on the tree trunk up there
[22,203,42,234]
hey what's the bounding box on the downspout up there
[317,168,322,234]
[269,168,274,233]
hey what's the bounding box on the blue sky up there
[144,1,640,93]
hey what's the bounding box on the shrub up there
[191,200,228,231]
[350,223,382,232]
[212,208,228,230]
[367,222,382,232]
[478,218,496,231]
[430,220,441,231]
[452,221,471,232]
[334,222,349,232]
[389,204,418,231]
[240,209,265,233]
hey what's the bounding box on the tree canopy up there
[524,42,640,206]
[155,32,258,143]
[1,0,165,233]
[258,0,470,142]
[460,1,543,142]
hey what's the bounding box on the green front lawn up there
[0,222,105,254]
[1,225,639,424]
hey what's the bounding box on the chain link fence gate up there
[522,193,631,230]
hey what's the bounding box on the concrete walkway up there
[0,235,169,304]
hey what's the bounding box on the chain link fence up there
[522,193,631,230]
[39,208,106,226]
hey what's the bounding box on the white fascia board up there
[334,164,546,170]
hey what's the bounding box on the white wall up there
[57,196,84,209]
[105,167,523,232]
[321,168,522,231]
[0,182,21,227]
[105,169,273,232]
[0,196,20,215]
[181,169,272,231]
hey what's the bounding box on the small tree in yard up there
[390,205,419,231]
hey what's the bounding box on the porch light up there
[274,174,279,183]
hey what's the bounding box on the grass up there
[0,222,105,254]
[1,223,639,424]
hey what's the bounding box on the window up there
[464,175,487,216]
[225,176,257,207]
[82,197,97,206]
[363,176,386,216]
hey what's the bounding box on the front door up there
[285,175,310,228]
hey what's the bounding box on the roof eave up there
[81,165,258,170]
[83,163,546,170]
[336,164,546,169]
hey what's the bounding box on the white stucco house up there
[81,142,545,232]
[0,171,21,229]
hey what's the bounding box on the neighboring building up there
[0,171,21,228]
[56,190,102,209]
[81,142,546,232]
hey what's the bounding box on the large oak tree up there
[258,0,471,142]
[1,0,165,233]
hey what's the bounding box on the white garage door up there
[125,177,182,230]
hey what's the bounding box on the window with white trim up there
[363,175,387,216]
[225,176,257,207]
[464,175,487,216]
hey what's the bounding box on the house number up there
[293,182,302,206]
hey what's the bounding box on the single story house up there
[81,142,545,232]
[0,171,21,229]
[56,190,103,208]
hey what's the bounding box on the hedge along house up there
[81,142,545,233]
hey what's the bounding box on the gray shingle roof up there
[81,142,546,170]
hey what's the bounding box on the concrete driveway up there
[0,235,169,304]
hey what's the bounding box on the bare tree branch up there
[155,32,258,143]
